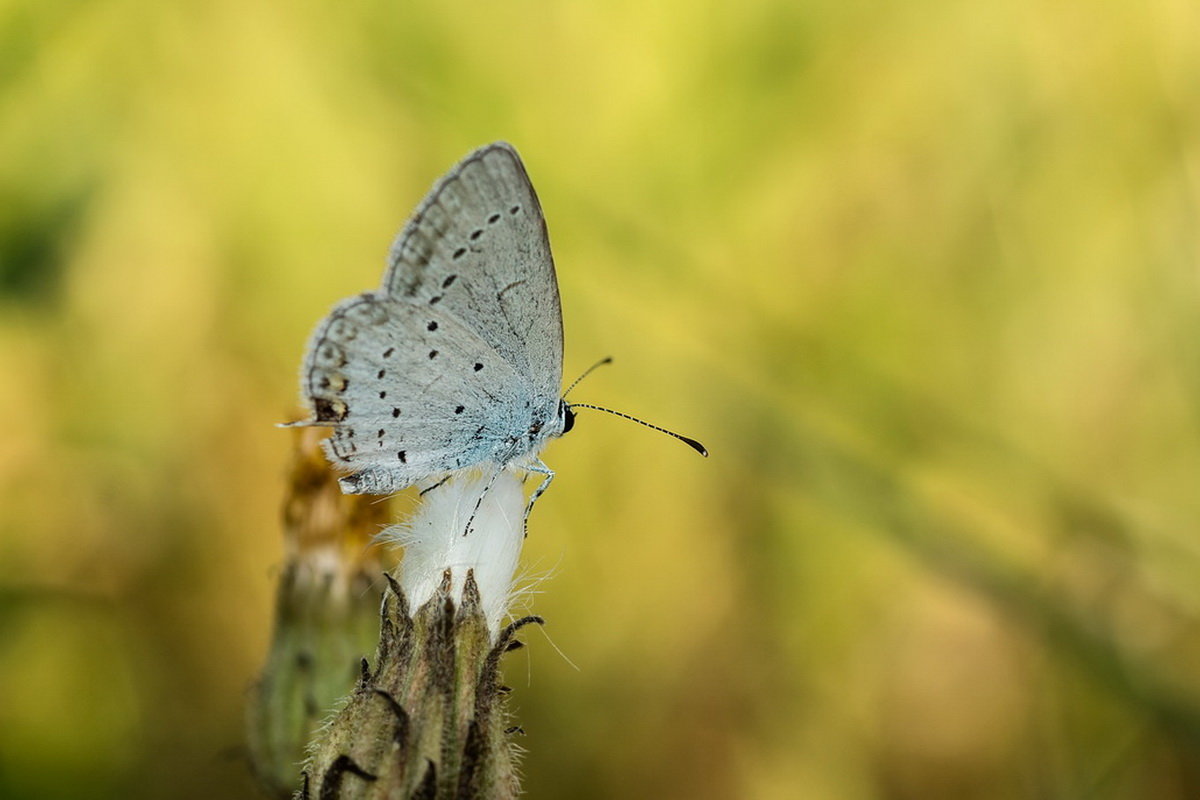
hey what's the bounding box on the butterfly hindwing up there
[302,292,533,494]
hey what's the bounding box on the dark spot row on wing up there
[427,321,438,331]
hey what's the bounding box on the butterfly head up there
[521,399,573,451]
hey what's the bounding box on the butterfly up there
[290,142,705,526]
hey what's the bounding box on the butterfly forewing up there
[383,143,563,403]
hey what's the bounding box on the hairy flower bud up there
[300,470,538,799]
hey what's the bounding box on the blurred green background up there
[2,0,1199,797]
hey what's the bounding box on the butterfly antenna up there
[567,403,708,457]
[563,357,614,399]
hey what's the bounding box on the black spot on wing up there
[315,398,348,421]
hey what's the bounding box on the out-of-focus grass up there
[1,0,1198,797]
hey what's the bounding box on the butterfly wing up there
[382,142,564,407]
[297,143,563,495]
[301,292,535,495]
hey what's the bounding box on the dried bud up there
[248,426,392,798]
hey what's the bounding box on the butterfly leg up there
[462,466,502,537]
[521,458,555,537]
[418,475,450,497]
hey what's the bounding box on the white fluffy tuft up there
[386,468,524,637]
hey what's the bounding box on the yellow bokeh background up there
[2,0,1199,797]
